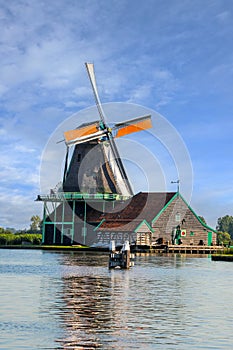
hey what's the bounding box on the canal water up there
[0,249,232,349]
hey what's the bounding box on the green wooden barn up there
[95,192,217,247]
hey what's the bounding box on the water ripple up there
[0,250,233,349]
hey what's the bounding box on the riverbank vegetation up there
[211,247,233,261]
[0,231,42,245]
[216,215,233,245]
[215,247,233,255]
[1,214,233,247]
[0,216,42,246]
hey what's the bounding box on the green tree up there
[0,227,13,235]
[30,215,42,232]
[217,231,231,245]
[216,215,233,239]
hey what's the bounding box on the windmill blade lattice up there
[114,115,152,138]
[85,62,107,127]
[64,115,152,146]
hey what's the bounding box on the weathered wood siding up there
[152,196,217,246]
[135,222,152,246]
[97,222,152,246]
[96,231,137,246]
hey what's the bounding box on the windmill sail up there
[85,63,107,125]
[115,115,152,138]
[64,121,99,143]
[64,115,152,146]
[85,62,133,195]
[102,141,132,195]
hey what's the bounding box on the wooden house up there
[94,219,154,247]
[96,192,217,247]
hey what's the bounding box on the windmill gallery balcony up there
[36,192,131,202]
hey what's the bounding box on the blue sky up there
[0,0,233,229]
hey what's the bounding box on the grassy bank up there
[212,255,233,261]
[0,244,109,252]
[211,247,233,261]
[218,247,233,255]
[0,233,42,245]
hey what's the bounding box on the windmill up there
[62,63,152,197]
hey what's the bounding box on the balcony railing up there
[36,192,131,202]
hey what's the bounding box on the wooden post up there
[109,240,134,269]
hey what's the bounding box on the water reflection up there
[55,254,191,349]
[1,250,233,349]
[56,275,110,348]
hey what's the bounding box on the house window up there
[175,212,180,222]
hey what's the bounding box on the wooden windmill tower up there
[62,63,152,196]
[39,63,152,246]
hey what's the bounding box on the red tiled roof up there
[102,192,175,220]
[98,219,146,232]
[97,192,176,231]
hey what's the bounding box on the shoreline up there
[211,254,233,261]
[0,245,109,252]
[0,244,228,255]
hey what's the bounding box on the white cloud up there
[0,84,8,96]
[73,86,91,99]
[216,11,231,22]
[128,83,153,103]
[0,0,233,229]
[14,145,36,153]
[191,187,233,229]
[0,190,42,229]
[125,65,180,109]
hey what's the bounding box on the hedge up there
[0,233,42,245]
